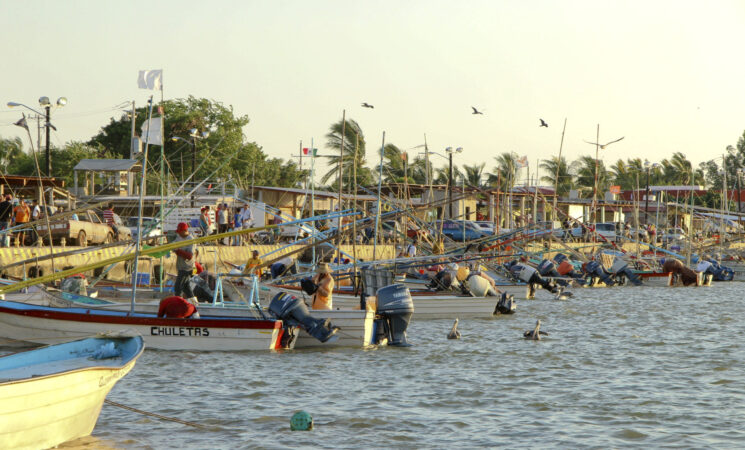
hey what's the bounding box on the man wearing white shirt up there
[240,204,253,244]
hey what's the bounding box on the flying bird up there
[584,137,625,149]
[471,106,484,115]
[539,119,548,127]
[361,102,374,109]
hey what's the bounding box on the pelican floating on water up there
[524,320,549,340]
[447,318,461,339]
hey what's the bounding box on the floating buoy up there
[290,410,313,431]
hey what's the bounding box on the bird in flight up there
[584,137,624,149]
[539,119,548,127]
[471,106,484,115]
[361,102,374,109]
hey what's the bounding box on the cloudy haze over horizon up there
[2,1,744,184]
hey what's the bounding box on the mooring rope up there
[104,399,217,430]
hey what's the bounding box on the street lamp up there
[7,96,66,176]
[644,161,660,225]
[445,146,463,219]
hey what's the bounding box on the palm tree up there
[462,162,485,188]
[572,155,609,198]
[0,137,24,173]
[486,152,519,191]
[321,118,374,189]
[539,156,572,196]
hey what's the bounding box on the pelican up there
[539,118,548,127]
[447,318,461,339]
[471,106,484,115]
[361,102,374,109]
[583,136,624,149]
[524,319,549,340]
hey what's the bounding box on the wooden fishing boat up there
[0,336,144,450]
[262,284,504,319]
[0,300,294,351]
[41,291,378,349]
[637,272,674,287]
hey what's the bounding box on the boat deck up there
[0,354,126,382]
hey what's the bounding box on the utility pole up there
[44,104,51,176]
[448,150,453,219]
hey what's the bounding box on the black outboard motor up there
[583,260,615,286]
[538,259,569,286]
[494,293,516,315]
[610,258,642,286]
[268,292,339,344]
[374,284,414,347]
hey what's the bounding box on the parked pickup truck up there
[37,210,131,246]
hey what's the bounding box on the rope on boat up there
[104,399,217,430]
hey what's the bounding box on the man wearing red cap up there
[173,222,197,299]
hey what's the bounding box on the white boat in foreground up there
[0,335,144,450]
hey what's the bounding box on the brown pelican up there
[447,318,461,339]
[524,319,549,340]
[471,106,484,115]
[539,118,548,127]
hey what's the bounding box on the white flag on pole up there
[137,70,163,90]
[140,117,163,145]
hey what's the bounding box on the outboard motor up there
[538,259,569,286]
[705,258,734,281]
[374,284,414,347]
[583,260,615,286]
[553,253,568,264]
[610,257,642,286]
[509,262,559,297]
[189,275,214,303]
[494,293,516,315]
[268,292,339,344]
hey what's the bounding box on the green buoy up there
[290,410,313,431]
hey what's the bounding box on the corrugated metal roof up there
[73,159,141,172]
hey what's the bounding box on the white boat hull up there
[0,301,289,351]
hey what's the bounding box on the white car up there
[127,217,163,239]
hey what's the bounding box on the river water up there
[24,283,745,448]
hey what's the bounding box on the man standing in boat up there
[311,262,334,310]
[173,222,197,300]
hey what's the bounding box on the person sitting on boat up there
[428,263,460,291]
[242,250,263,277]
[270,255,296,279]
[157,295,200,319]
[173,222,197,300]
[311,262,334,310]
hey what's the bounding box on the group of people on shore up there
[197,203,255,245]
[0,194,46,247]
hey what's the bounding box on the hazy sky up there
[2,1,745,184]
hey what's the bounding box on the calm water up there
[21,283,745,448]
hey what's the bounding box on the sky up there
[2,0,745,185]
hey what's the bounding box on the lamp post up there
[7,96,66,177]
[445,146,463,219]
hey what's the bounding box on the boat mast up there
[130,95,155,313]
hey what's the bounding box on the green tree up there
[572,155,609,198]
[539,156,573,196]
[486,152,519,191]
[462,162,485,187]
[321,118,374,190]
[87,96,306,189]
